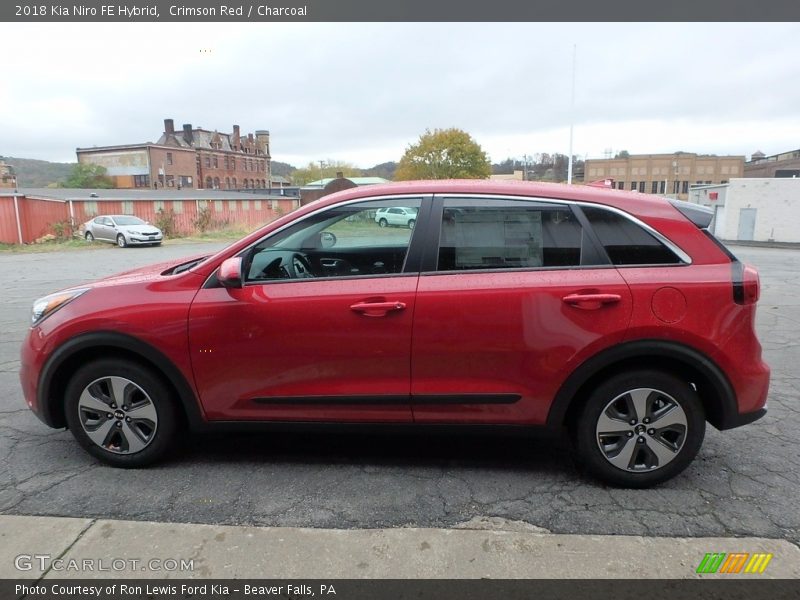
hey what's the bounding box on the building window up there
[638,182,645,193]
[154,201,165,212]
[123,201,134,214]
[85,201,98,216]
[224,156,229,170]
[213,177,220,189]
[242,200,250,210]
[173,201,183,214]
[214,200,223,212]
[205,155,211,168]
[231,158,236,170]
[681,181,689,194]
[229,200,237,211]
[213,156,218,169]
[232,177,238,188]
[651,181,658,194]
[721,180,728,184]
[133,175,150,188]
[205,176,212,189]
[166,152,173,165]
[254,200,262,210]
[673,181,680,194]
[630,181,637,190]
[659,181,666,194]
[225,177,231,189]
[166,175,175,187]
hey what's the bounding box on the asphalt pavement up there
[0,242,798,546]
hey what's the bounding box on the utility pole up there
[567,44,576,185]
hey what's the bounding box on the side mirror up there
[218,257,243,289]
[320,231,337,248]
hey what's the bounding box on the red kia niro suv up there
[20,181,770,487]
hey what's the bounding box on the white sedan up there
[83,215,163,247]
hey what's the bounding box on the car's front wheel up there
[408,219,416,230]
[574,370,705,488]
[84,231,94,242]
[64,359,178,467]
[116,234,128,248]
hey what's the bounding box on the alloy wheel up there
[595,387,688,472]
[77,376,158,454]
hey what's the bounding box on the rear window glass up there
[582,206,681,265]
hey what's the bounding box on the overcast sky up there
[2,22,799,167]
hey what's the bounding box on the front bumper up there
[128,235,163,244]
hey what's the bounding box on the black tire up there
[64,359,179,468]
[116,234,128,248]
[408,219,416,230]
[378,218,388,228]
[573,370,705,488]
[84,231,94,242]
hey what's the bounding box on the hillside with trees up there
[2,156,74,188]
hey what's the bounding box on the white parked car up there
[374,207,417,229]
[83,215,163,247]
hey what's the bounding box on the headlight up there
[31,289,89,326]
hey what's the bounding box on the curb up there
[1,515,798,579]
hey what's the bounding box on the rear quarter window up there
[582,206,681,265]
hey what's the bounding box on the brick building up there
[744,149,800,178]
[76,118,272,191]
[583,152,744,201]
[0,159,17,189]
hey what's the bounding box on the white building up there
[688,178,800,243]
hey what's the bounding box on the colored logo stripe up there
[696,552,773,574]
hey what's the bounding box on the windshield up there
[114,216,146,226]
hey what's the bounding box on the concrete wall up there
[690,178,800,243]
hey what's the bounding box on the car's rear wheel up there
[574,370,705,488]
[408,219,416,230]
[64,359,178,467]
[378,218,388,228]
[116,234,128,248]
[84,231,94,242]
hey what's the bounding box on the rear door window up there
[436,198,585,271]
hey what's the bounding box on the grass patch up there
[0,239,104,253]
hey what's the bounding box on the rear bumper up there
[716,407,767,430]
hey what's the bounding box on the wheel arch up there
[38,331,204,430]
[547,340,738,432]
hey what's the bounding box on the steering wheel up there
[288,253,315,278]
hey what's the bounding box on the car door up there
[188,196,430,422]
[94,217,112,240]
[410,196,633,425]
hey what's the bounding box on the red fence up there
[0,194,298,244]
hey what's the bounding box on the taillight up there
[742,265,760,305]
[733,262,760,305]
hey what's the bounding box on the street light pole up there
[567,44,576,185]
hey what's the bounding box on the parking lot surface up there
[0,243,798,543]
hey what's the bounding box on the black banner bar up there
[5,579,800,600]
[2,0,800,22]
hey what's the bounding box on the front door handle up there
[562,293,621,310]
[350,301,407,317]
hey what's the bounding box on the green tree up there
[395,128,491,180]
[64,163,114,188]
[290,160,361,186]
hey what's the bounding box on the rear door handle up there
[562,293,621,310]
[350,301,407,317]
